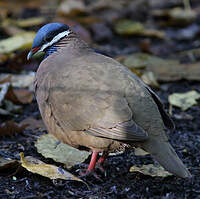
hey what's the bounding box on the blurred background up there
[0,0,200,198]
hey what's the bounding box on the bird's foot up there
[79,163,105,174]
[79,168,103,181]
[96,163,105,173]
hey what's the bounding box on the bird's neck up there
[44,31,90,59]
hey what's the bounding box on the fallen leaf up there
[152,7,197,26]
[134,148,149,156]
[35,134,91,168]
[0,157,19,171]
[15,17,45,28]
[87,0,125,11]
[4,86,33,105]
[0,72,35,90]
[20,152,85,183]
[168,90,200,111]
[0,108,11,115]
[141,71,159,88]
[0,32,36,54]
[130,164,172,177]
[0,80,20,114]
[114,19,164,38]
[57,0,86,17]
[1,21,25,36]
[0,82,10,106]
[20,117,45,131]
[114,19,144,35]
[3,100,22,113]
[120,53,200,81]
[0,121,28,136]
[168,7,197,25]
[12,89,33,104]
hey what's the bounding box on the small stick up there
[183,0,191,10]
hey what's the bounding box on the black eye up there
[45,35,53,42]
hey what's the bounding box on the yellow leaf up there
[16,17,45,28]
[134,148,149,156]
[130,164,172,177]
[0,32,36,54]
[20,152,88,187]
[114,19,164,38]
[141,71,159,88]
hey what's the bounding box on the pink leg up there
[97,151,108,165]
[87,151,99,171]
[79,151,101,179]
[96,151,109,173]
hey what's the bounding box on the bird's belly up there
[40,101,124,152]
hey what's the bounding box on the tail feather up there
[142,138,191,178]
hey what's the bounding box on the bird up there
[27,23,191,178]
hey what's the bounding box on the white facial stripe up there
[39,30,70,52]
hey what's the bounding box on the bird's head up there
[27,23,70,60]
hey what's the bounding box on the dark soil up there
[1,1,200,198]
[0,81,200,199]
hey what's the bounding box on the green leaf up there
[35,134,91,168]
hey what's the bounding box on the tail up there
[141,138,192,178]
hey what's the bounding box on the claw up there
[79,169,103,181]
[78,151,108,180]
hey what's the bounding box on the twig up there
[183,0,191,10]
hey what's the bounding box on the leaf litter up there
[20,152,88,188]
[0,0,200,198]
[35,134,91,168]
[130,164,172,177]
[168,90,200,111]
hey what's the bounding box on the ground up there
[0,0,200,198]
[1,81,200,199]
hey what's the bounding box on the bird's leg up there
[87,151,99,171]
[79,151,100,179]
[79,151,108,180]
[97,151,108,165]
[96,151,108,173]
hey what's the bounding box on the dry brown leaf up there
[0,157,19,171]
[13,89,33,104]
[130,164,172,177]
[0,73,34,104]
[20,117,45,131]
[5,87,33,105]
[57,0,86,17]
[120,53,200,81]
[20,152,88,187]
[0,73,35,90]
[0,121,28,136]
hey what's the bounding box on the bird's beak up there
[27,50,33,60]
[27,47,40,60]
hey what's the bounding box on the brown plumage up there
[29,23,191,178]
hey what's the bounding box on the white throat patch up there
[39,30,70,52]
